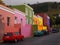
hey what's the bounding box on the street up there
[1,32,60,45]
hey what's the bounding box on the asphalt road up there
[1,32,60,45]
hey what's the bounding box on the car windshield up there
[4,33,12,36]
[14,32,20,35]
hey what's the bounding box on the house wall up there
[14,9,32,38]
[25,5,34,24]
[0,9,14,33]
[37,16,43,25]
[21,24,32,38]
[0,5,15,41]
[13,9,26,27]
[13,9,27,35]
[33,15,38,25]
[35,13,51,32]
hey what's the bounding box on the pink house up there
[13,9,26,26]
[13,9,32,38]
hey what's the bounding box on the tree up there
[49,14,57,27]
[0,0,5,5]
[55,16,60,25]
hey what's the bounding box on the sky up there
[2,0,60,5]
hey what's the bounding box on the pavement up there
[0,32,60,45]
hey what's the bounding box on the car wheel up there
[14,39,18,43]
[3,41,6,43]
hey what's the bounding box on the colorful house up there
[37,15,43,31]
[35,13,51,32]
[37,15,43,25]
[13,9,32,38]
[13,9,26,26]
[0,5,15,41]
[33,15,38,25]
[11,4,34,24]
[32,15,44,35]
[33,15,43,25]
[32,15,38,35]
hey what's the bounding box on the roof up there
[0,5,15,14]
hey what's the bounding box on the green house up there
[11,4,34,24]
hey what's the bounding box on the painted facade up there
[13,9,26,26]
[35,13,50,31]
[0,5,15,41]
[13,9,32,38]
[21,24,32,38]
[33,15,44,31]
[0,5,15,32]
[33,15,38,25]
[43,26,47,30]
[11,4,34,24]
[33,15,43,25]
[37,15,43,25]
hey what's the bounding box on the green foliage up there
[10,5,25,13]
[49,14,56,26]
[55,16,60,25]
[30,3,48,13]
[29,2,60,13]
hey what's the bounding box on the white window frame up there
[26,18,28,24]
[25,8,28,16]
[30,10,32,17]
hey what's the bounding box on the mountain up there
[29,2,60,14]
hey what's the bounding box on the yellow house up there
[43,26,47,30]
[33,15,44,31]
[37,16,48,31]
[33,15,47,31]
[37,15,43,25]
[33,15,43,25]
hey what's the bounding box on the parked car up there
[41,30,49,35]
[51,28,59,33]
[2,32,24,42]
[34,31,44,37]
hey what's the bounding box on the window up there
[21,19,22,23]
[30,19,32,24]
[7,17,10,26]
[14,32,20,35]
[25,8,28,15]
[15,17,17,24]
[15,17,17,20]
[30,11,32,17]
[26,18,28,24]
[4,32,12,36]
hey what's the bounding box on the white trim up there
[25,8,28,16]
[30,10,32,17]
[0,5,15,14]
[37,15,42,18]
[24,4,33,10]
[13,8,26,16]
[47,16,50,19]
[33,15,38,18]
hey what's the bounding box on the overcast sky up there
[2,0,60,5]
